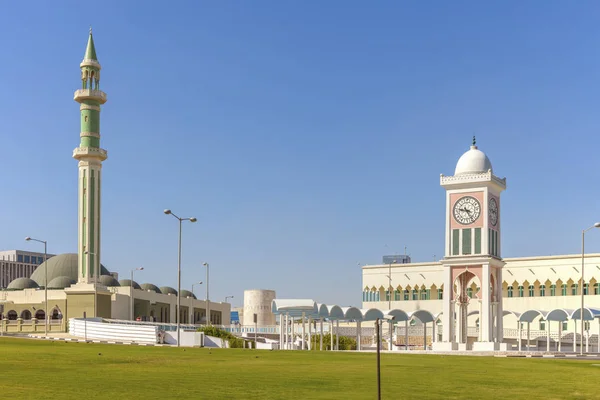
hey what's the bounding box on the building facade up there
[362,140,600,342]
[0,250,56,288]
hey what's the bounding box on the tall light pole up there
[386,259,396,309]
[203,262,210,325]
[130,267,144,321]
[164,209,197,347]
[25,237,47,337]
[225,295,234,303]
[84,251,98,317]
[580,222,600,355]
[191,281,203,324]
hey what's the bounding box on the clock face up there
[489,197,498,226]
[453,196,481,225]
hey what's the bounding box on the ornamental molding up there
[80,104,100,112]
[80,131,100,138]
[80,59,102,70]
[73,89,107,104]
[440,170,506,189]
[73,146,108,161]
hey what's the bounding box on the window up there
[7,310,17,320]
[452,229,460,255]
[508,287,513,298]
[385,290,391,301]
[550,284,556,296]
[518,286,524,297]
[426,289,431,300]
[24,255,30,263]
[412,289,418,300]
[528,285,534,297]
[585,321,590,331]
[571,284,578,296]
[595,283,600,295]
[437,289,443,300]
[462,229,472,255]
[375,292,380,301]
[561,284,567,296]
[467,288,473,298]
[404,289,409,301]
[540,285,545,297]
[394,290,401,301]
[17,255,23,263]
[584,283,589,295]
[34,310,45,320]
[562,321,568,331]
[37,257,43,264]
[21,310,31,320]
[539,320,546,330]
[420,290,427,300]
[474,228,482,254]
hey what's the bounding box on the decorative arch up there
[6,310,17,320]
[20,310,32,320]
[34,310,45,320]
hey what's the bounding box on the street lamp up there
[225,295,234,303]
[580,222,600,355]
[191,281,203,324]
[203,262,210,325]
[376,315,395,400]
[25,237,47,337]
[83,251,99,318]
[130,267,144,321]
[164,209,197,347]
[386,259,397,309]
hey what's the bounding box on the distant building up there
[0,250,56,288]
[382,255,411,264]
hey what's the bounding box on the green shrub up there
[197,326,254,348]
[309,334,357,351]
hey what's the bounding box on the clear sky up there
[1,1,599,307]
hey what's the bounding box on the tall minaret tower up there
[73,29,107,285]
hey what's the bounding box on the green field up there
[1,338,599,399]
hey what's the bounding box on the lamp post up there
[580,222,600,355]
[164,209,197,347]
[225,295,234,303]
[203,262,210,325]
[191,281,203,324]
[83,251,99,317]
[130,267,144,321]
[376,315,395,400]
[386,259,397,309]
[25,237,47,337]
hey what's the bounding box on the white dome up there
[454,145,493,175]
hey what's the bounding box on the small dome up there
[454,144,493,176]
[31,253,110,287]
[47,276,75,289]
[119,279,141,289]
[159,286,177,295]
[7,277,39,290]
[98,275,120,287]
[140,283,162,293]
[180,289,196,299]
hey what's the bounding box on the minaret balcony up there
[74,89,107,104]
[73,147,108,161]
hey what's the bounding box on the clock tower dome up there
[433,137,507,352]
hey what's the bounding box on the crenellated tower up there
[73,28,107,285]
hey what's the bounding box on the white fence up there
[69,318,158,344]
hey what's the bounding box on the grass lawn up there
[0,338,599,399]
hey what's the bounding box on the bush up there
[197,326,253,348]
[309,334,357,350]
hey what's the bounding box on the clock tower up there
[433,137,507,351]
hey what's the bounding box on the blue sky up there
[1,1,599,307]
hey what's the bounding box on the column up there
[517,322,521,351]
[480,263,492,342]
[301,312,306,350]
[357,321,361,351]
[546,320,550,352]
[319,319,323,351]
[388,321,393,351]
[423,322,427,350]
[308,317,312,351]
[432,321,436,344]
[336,320,339,350]
[279,314,283,349]
[405,320,409,350]
[527,322,530,351]
[330,321,334,351]
[495,268,504,342]
[442,266,453,342]
[558,321,562,352]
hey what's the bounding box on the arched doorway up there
[21,310,32,320]
[6,310,17,320]
[35,310,46,320]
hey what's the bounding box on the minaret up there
[73,28,107,285]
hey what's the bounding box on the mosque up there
[0,31,230,334]
[362,139,600,350]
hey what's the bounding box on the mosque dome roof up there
[454,139,493,176]
[47,276,75,289]
[7,277,39,290]
[98,275,120,287]
[180,290,196,299]
[140,283,162,293]
[118,279,141,289]
[159,286,177,295]
[30,253,109,287]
